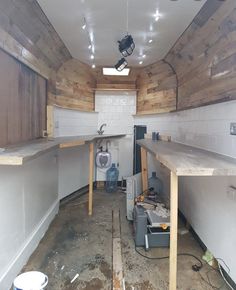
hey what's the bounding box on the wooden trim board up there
[141,147,148,192]
[112,209,124,290]
[88,142,94,215]
[169,172,178,290]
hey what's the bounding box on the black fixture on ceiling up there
[115,58,128,72]
[114,0,135,72]
[118,34,135,57]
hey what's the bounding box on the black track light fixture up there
[118,34,135,57]
[115,58,128,72]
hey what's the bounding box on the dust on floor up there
[21,191,230,290]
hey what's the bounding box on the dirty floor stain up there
[19,191,229,290]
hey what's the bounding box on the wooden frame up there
[140,148,179,290]
[138,138,236,290]
[139,148,180,290]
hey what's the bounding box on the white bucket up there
[13,271,48,290]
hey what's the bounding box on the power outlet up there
[230,122,236,135]
[227,186,236,201]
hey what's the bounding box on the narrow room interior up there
[0,1,236,290]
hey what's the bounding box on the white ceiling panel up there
[37,0,207,67]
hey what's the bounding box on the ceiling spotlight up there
[118,35,135,57]
[115,58,128,72]
[92,64,96,69]
[142,54,146,58]
[90,54,94,60]
[82,24,86,30]
[139,61,143,65]
[88,44,92,49]
[148,39,153,44]
[154,9,161,22]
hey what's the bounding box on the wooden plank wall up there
[94,68,137,91]
[136,60,177,114]
[165,0,236,110]
[48,59,96,111]
[0,0,71,77]
[0,48,46,147]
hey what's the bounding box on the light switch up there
[230,123,236,135]
[227,186,236,201]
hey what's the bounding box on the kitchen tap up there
[97,123,107,135]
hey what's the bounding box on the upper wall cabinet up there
[136,60,177,115]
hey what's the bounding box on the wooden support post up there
[141,147,148,193]
[169,171,178,290]
[112,209,123,290]
[88,142,94,215]
[47,105,54,138]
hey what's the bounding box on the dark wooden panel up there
[0,48,46,147]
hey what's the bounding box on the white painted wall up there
[134,101,236,283]
[0,151,58,290]
[53,107,98,199]
[95,91,136,181]
[58,145,89,199]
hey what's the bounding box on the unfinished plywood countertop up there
[137,139,236,176]
[0,134,125,166]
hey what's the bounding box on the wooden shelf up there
[137,139,236,176]
[93,88,138,92]
[0,134,125,166]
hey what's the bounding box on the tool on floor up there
[134,204,170,250]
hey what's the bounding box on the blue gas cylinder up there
[106,163,119,193]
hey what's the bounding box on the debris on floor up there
[21,191,230,290]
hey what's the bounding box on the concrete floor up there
[21,190,229,290]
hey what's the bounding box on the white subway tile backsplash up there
[134,101,236,158]
[54,107,98,137]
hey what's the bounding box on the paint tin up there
[13,271,48,290]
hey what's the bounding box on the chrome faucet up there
[97,123,107,135]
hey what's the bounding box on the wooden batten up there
[47,106,54,138]
[96,83,137,91]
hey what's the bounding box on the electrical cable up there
[135,245,235,290]
[135,246,203,269]
[217,259,234,290]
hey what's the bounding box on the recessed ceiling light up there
[142,54,146,58]
[148,39,153,43]
[139,61,143,65]
[103,67,130,76]
[92,64,96,69]
[82,24,86,30]
[88,44,92,49]
[90,54,94,60]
